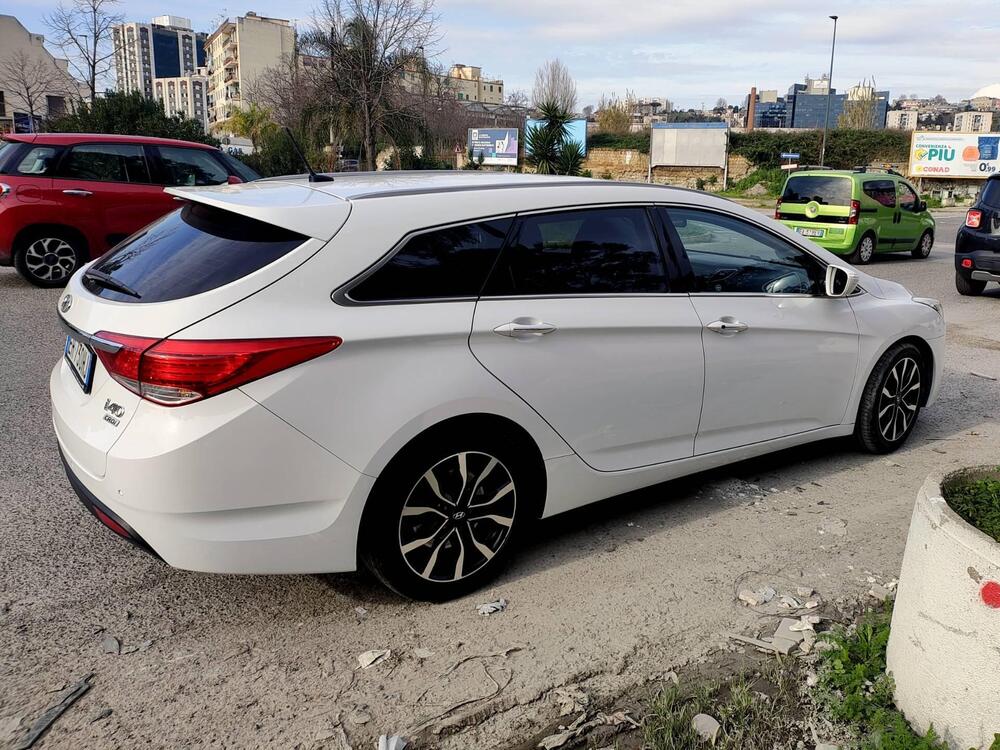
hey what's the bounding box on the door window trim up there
[51,141,155,185]
[658,202,864,299]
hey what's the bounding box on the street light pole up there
[819,15,838,167]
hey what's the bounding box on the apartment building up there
[401,63,504,105]
[113,16,206,98]
[153,69,209,130]
[887,110,919,130]
[953,111,994,133]
[204,13,296,133]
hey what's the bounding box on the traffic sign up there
[780,152,800,159]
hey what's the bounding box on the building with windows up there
[0,15,78,133]
[113,16,207,98]
[953,111,994,133]
[153,69,209,131]
[887,110,919,130]
[970,84,1000,112]
[401,63,504,105]
[204,13,296,134]
[743,75,889,130]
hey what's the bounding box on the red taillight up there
[848,199,860,225]
[94,507,131,538]
[95,333,342,406]
[961,258,974,269]
[966,209,983,228]
[774,198,782,220]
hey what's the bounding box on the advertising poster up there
[909,132,999,179]
[467,128,519,166]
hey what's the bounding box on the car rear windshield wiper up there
[84,268,142,299]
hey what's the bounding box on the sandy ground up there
[2,211,998,749]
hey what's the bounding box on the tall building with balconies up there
[113,16,206,98]
[204,13,296,135]
[153,68,209,131]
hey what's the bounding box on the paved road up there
[2,210,998,749]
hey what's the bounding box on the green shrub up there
[588,131,651,153]
[943,468,1000,542]
[730,129,910,170]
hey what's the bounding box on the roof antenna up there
[284,126,334,182]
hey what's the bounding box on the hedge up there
[729,129,910,170]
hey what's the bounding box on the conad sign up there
[909,132,999,179]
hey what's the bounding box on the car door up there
[861,179,897,251]
[53,142,169,250]
[662,206,860,455]
[469,205,706,472]
[896,180,924,249]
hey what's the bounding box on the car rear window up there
[982,179,1000,210]
[782,176,853,206]
[84,202,307,303]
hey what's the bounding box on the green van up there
[775,168,935,264]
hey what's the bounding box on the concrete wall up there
[581,147,751,191]
[886,471,1000,750]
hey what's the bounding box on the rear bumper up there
[955,229,1000,279]
[52,365,374,574]
[779,221,857,253]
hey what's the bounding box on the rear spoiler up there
[165,182,350,241]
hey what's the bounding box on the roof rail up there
[792,164,833,171]
[852,166,903,177]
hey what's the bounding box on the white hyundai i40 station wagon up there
[52,172,944,599]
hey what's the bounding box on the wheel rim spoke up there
[878,357,920,442]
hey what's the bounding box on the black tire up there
[911,230,933,259]
[359,430,539,601]
[855,342,925,454]
[849,232,876,265]
[955,272,986,296]
[14,229,84,288]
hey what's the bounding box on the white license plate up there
[796,227,826,238]
[64,336,95,392]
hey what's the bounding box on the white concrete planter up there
[887,470,1000,749]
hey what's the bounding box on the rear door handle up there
[493,318,557,338]
[62,189,93,197]
[706,318,749,335]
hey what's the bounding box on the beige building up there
[953,111,994,133]
[887,110,919,130]
[205,13,296,134]
[113,17,206,98]
[401,63,504,105]
[0,15,78,133]
[153,69,209,131]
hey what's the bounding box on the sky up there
[8,0,999,110]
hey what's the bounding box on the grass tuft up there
[942,468,1000,543]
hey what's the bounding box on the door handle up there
[62,189,93,197]
[706,318,749,335]
[493,318,557,338]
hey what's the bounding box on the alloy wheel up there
[859,236,874,263]
[877,357,920,442]
[23,238,77,282]
[398,451,516,583]
[920,233,932,256]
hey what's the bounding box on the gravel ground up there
[1,210,998,749]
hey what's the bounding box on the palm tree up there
[228,103,275,151]
[526,100,583,176]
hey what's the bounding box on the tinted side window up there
[10,146,62,176]
[862,180,896,207]
[484,207,667,296]
[981,179,1000,210]
[84,203,306,303]
[668,208,823,295]
[157,146,229,186]
[61,144,151,183]
[898,182,918,211]
[219,152,261,182]
[350,218,512,302]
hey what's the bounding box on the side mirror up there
[918,200,927,212]
[227,175,243,185]
[825,264,859,298]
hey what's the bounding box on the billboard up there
[467,128,519,166]
[909,132,999,179]
[525,118,587,155]
[650,122,728,168]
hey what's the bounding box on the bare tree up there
[44,0,123,102]
[303,0,441,170]
[714,97,727,111]
[531,59,577,113]
[839,79,881,130]
[504,88,528,109]
[0,51,75,128]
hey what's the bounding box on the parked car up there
[52,173,945,600]
[776,168,935,265]
[0,133,260,287]
[954,174,1000,296]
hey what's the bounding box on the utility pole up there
[819,15,838,167]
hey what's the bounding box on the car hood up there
[862,274,912,300]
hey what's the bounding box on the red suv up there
[0,133,259,287]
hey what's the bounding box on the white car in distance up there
[51,172,945,600]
